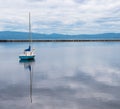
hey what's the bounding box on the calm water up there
[0,42,120,109]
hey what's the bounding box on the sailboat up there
[19,13,35,60]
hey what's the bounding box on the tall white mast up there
[29,12,32,46]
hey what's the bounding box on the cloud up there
[29,0,47,2]
[0,0,120,34]
[74,0,87,4]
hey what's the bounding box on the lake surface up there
[0,42,120,109]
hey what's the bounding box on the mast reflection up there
[19,59,35,103]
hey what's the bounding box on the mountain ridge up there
[0,31,120,40]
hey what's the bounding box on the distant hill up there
[0,31,120,40]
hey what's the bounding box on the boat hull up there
[19,55,35,60]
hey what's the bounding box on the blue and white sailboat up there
[19,13,35,60]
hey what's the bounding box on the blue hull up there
[19,55,35,60]
[19,59,35,63]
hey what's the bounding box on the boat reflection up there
[19,59,35,103]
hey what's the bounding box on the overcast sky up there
[0,0,120,34]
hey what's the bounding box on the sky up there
[0,0,120,34]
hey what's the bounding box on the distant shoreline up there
[0,40,120,42]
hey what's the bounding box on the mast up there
[29,12,32,46]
